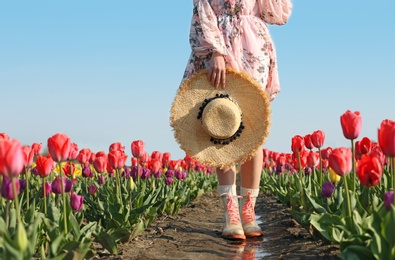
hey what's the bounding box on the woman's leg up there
[217,166,245,240]
[239,148,264,237]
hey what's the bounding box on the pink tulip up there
[0,139,25,178]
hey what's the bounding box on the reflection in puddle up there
[227,215,271,259]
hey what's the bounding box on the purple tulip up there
[65,179,73,193]
[153,169,162,178]
[19,179,27,190]
[165,176,173,186]
[1,177,20,200]
[82,165,94,178]
[98,175,106,185]
[304,167,312,176]
[384,190,395,211]
[195,164,202,172]
[165,169,174,178]
[40,182,52,197]
[141,168,151,179]
[130,166,141,181]
[175,170,187,180]
[88,185,98,195]
[275,165,284,175]
[321,181,335,198]
[70,193,84,211]
[51,177,65,194]
[123,166,131,178]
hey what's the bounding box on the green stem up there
[351,139,356,197]
[11,177,22,224]
[58,162,68,234]
[343,175,352,219]
[43,177,47,215]
[25,167,30,210]
[318,147,323,187]
[392,157,395,191]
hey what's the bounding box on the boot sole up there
[221,234,246,240]
[245,231,264,238]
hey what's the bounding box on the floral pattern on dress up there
[183,0,292,101]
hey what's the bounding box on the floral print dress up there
[182,0,292,101]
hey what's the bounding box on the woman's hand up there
[208,52,226,89]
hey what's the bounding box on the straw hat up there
[170,68,271,169]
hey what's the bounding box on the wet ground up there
[94,190,340,259]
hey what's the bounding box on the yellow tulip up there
[329,167,341,184]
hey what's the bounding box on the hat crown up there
[201,98,242,139]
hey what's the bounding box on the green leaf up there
[94,231,118,254]
[69,212,80,239]
[340,245,375,260]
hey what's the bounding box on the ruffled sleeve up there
[257,0,293,25]
[189,0,227,58]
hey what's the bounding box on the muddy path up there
[94,190,340,259]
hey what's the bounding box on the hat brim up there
[170,68,271,169]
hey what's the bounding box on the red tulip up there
[0,133,10,141]
[108,150,128,169]
[359,137,372,155]
[35,155,54,178]
[93,151,107,173]
[340,110,362,140]
[307,151,319,168]
[77,148,92,165]
[291,135,305,153]
[22,145,35,168]
[62,162,76,177]
[311,130,325,149]
[131,157,138,166]
[378,119,395,157]
[139,152,149,166]
[149,159,162,174]
[0,139,25,178]
[109,142,125,152]
[320,147,332,160]
[68,143,79,161]
[131,140,145,158]
[151,151,163,162]
[304,134,314,150]
[356,154,383,187]
[168,160,181,170]
[328,147,352,177]
[31,142,42,155]
[162,152,171,167]
[47,133,71,162]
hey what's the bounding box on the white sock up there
[218,184,237,196]
[240,187,259,197]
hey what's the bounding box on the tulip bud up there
[70,193,84,211]
[16,224,28,252]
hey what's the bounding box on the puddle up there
[227,215,272,259]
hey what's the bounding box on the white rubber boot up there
[240,187,263,238]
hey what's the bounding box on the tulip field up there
[1,109,395,259]
[0,136,217,259]
[260,111,395,259]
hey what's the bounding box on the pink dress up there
[182,0,292,101]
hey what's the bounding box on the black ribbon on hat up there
[197,93,244,145]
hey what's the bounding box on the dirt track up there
[94,190,340,260]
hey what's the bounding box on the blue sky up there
[1,1,394,160]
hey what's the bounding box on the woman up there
[182,0,292,240]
